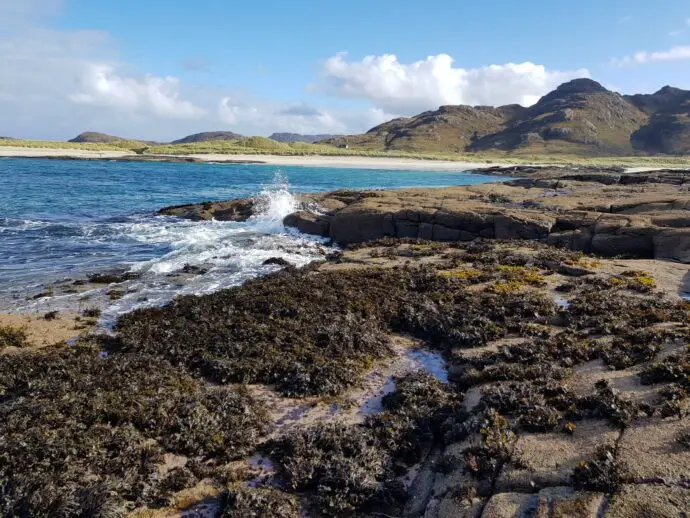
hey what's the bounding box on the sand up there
[4,146,689,173]
[0,311,95,350]
[0,146,130,159]
[0,146,511,171]
[191,153,512,171]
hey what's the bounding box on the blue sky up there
[1,0,689,140]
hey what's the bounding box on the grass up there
[0,138,144,152]
[1,138,689,168]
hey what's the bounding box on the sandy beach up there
[4,145,690,173]
[191,153,510,171]
[0,146,510,171]
[0,146,130,159]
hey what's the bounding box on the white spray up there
[250,171,299,229]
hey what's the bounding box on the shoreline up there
[2,146,690,173]
[0,146,513,171]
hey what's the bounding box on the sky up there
[1,0,689,141]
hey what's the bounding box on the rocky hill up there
[171,131,244,144]
[68,132,134,144]
[332,79,690,156]
[269,132,342,143]
[626,86,690,154]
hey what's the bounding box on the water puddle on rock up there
[247,454,277,488]
[554,296,570,309]
[247,336,449,437]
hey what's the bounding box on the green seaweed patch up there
[495,265,546,286]
[620,270,656,292]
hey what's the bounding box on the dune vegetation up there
[2,136,690,168]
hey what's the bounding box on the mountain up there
[171,131,244,144]
[625,86,690,154]
[269,132,342,143]
[469,79,649,154]
[323,105,526,153]
[332,79,690,156]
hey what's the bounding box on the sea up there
[0,157,506,323]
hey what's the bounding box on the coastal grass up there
[0,138,142,152]
[2,137,690,168]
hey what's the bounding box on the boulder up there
[654,228,690,262]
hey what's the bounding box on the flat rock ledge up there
[161,168,690,262]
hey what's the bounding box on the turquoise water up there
[0,157,506,315]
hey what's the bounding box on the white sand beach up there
[2,146,687,173]
[0,146,510,171]
[191,153,510,171]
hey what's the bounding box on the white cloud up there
[321,53,590,114]
[612,46,690,66]
[617,16,632,25]
[669,30,682,37]
[70,65,205,119]
[218,98,347,135]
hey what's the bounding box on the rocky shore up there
[2,166,689,517]
[162,167,690,263]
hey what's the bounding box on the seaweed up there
[265,372,458,516]
[639,346,690,386]
[677,429,690,450]
[478,381,573,432]
[218,487,300,518]
[571,446,624,494]
[0,344,269,513]
[371,371,460,465]
[0,324,29,349]
[82,308,102,318]
[267,423,386,515]
[463,410,518,481]
[574,380,641,428]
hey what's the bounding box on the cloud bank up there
[612,46,690,66]
[321,53,590,114]
[70,65,205,119]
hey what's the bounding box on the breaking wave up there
[4,172,332,323]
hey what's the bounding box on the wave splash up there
[9,171,332,324]
[250,171,300,227]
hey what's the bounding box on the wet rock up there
[88,271,140,284]
[262,257,292,267]
[159,198,255,221]
[181,263,209,275]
